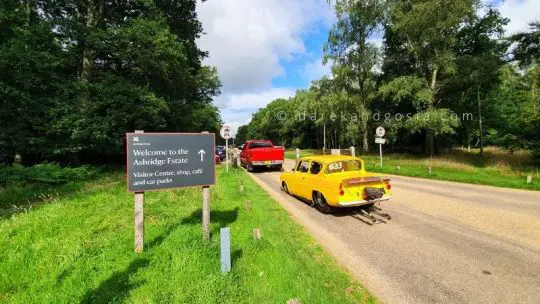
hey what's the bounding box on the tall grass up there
[0,163,100,216]
[0,168,375,303]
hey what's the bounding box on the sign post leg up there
[201,130,211,241]
[134,129,144,253]
[202,185,210,241]
[379,143,383,168]
[134,191,144,252]
[226,139,229,173]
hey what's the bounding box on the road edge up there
[245,169,406,304]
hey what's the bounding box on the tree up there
[380,0,476,156]
[443,7,509,156]
[0,0,221,165]
[510,22,540,67]
[324,0,386,153]
[235,125,249,145]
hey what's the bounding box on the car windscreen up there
[325,160,362,174]
[249,142,273,148]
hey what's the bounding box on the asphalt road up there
[248,161,540,304]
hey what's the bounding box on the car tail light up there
[339,183,344,196]
[384,179,391,190]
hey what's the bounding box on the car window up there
[249,142,273,148]
[310,161,322,174]
[296,161,310,173]
[325,160,362,174]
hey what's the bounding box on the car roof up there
[300,155,360,163]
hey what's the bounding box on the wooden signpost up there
[126,131,216,251]
[134,130,145,252]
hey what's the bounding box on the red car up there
[240,140,284,172]
[215,154,220,164]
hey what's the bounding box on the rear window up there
[325,160,362,174]
[249,142,273,148]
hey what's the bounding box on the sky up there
[196,0,540,135]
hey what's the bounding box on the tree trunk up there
[24,0,34,25]
[426,68,438,157]
[362,127,369,153]
[430,68,438,91]
[81,0,97,81]
[477,87,484,158]
[80,0,103,111]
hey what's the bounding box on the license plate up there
[265,161,271,165]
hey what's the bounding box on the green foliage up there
[378,76,433,109]
[0,0,221,165]
[403,108,461,135]
[0,163,98,187]
[510,22,540,67]
[238,0,540,162]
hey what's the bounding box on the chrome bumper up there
[338,196,392,207]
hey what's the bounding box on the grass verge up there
[0,167,375,304]
[285,148,540,191]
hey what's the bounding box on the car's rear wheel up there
[282,182,289,194]
[313,192,332,214]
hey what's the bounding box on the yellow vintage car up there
[280,155,391,213]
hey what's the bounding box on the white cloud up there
[496,0,540,35]
[302,57,332,82]
[197,0,333,93]
[218,88,297,135]
[196,0,333,134]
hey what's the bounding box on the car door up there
[290,160,310,198]
[303,161,323,200]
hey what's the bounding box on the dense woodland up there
[237,0,540,163]
[1,0,539,166]
[0,0,221,165]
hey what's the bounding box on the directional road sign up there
[126,133,215,192]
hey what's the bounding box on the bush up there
[0,163,98,187]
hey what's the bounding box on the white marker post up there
[220,125,232,173]
[379,143,383,167]
[375,126,386,168]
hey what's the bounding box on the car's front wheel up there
[313,192,332,214]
